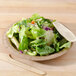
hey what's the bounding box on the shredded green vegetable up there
[6,14,71,56]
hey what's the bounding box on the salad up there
[6,14,71,56]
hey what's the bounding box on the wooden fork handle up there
[0,53,46,75]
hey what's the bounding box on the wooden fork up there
[53,21,76,42]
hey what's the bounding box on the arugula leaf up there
[19,25,28,51]
[60,42,71,49]
[36,46,55,56]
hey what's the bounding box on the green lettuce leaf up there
[29,14,45,28]
[19,25,28,51]
[30,13,43,20]
[60,42,71,49]
[36,46,55,56]
[36,19,44,28]
[6,25,19,38]
[27,50,37,56]
[45,30,54,45]
[55,42,60,52]
[24,27,33,39]
[14,19,27,27]
[11,36,19,49]
[30,39,47,46]
[43,19,54,27]
[26,13,42,24]
[59,38,67,46]
[53,34,60,52]
[30,26,46,39]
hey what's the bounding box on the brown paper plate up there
[4,23,73,61]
